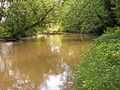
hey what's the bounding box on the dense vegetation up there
[1,0,120,39]
[0,0,120,39]
[74,28,120,90]
[0,0,62,39]
[73,1,120,90]
[0,0,120,89]
[61,0,120,34]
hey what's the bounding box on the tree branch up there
[24,4,55,30]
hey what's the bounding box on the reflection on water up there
[39,62,69,90]
[0,34,95,90]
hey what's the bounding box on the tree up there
[1,0,59,39]
[60,0,119,35]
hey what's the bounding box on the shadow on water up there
[0,34,95,90]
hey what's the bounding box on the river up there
[0,34,95,90]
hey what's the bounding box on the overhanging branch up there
[24,4,55,30]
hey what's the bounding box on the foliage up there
[94,27,120,45]
[0,0,120,39]
[3,1,37,39]
[61,0,119,35]
[74,28,120,90]
[0,26,10,39]
[0,0,58,39]
[115,0,120,24]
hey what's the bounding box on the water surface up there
[0,34,95,90]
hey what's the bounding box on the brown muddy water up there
[0,34,95,90]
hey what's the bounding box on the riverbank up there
[0,32,97,42]
[0,34,45,42]
[74,27,120,90]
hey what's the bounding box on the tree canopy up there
[0,0,120,39]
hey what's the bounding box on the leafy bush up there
[3,1,39,39]
[0,26,11,39]
[74,27,120,90]
[94,27,120,45]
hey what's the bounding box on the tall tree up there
[60,0,120,35]
[1,0,62,39]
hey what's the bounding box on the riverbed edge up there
[0,32,97,42]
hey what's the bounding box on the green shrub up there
[74,27,120,90]
[0,26,11,39]
[94,27,120,45]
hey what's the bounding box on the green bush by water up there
[74,28,120,90]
